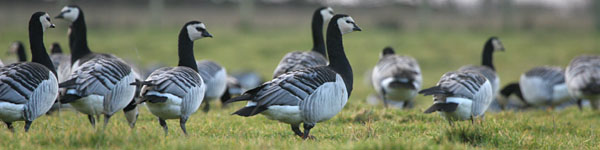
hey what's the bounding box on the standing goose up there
[458,37,504,99]
[47,42,74,114]
[55,5,137,128]
[371,47,422,109]
[196,60,227,112]
[0,12,58,132]
[272,7,334,78]
[518,66,570,108]
[8,41,28,63]
[420,71,493,124]
[565,55,600,110]
[226,14,361,139]
[133,21,210,135]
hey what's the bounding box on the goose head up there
[319,7,335,23]
[334,14,361,35]
[32,12,55,32]
[185,21,213,41]
[487,37,505,51]
[380,46,395,58]
[55,5,81,22]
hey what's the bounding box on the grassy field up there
[0,25,599,149]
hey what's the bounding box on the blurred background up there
[0,0,599,108]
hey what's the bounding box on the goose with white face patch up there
[565,55,600,110]
[371,47,422,109]
[420,71,493,124]
[0,12,58,132]
[458,37,504,102]
[271,7,335,78]
[196,60,227,112]
[132,21,210,135]
[226,14,361,139]
[55,5,138,128]
[7,41,28,63]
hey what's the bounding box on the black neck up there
[17,45,27,62]
[177,28,198,71]
[482,41,495,71]
[29,24,57,76]
[69,12,92,63]
[311,11,326,57]
[326,21,353,95]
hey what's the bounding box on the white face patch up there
[320,7,334,23]
[186,23,208,41]
[337,16,358,35]
[39,13,53,32]
[60,7,80,22]
[492,39,504,51]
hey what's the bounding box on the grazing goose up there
[47,42,74,114]
[272,7,335,78]
[458,37,504,99]
[133,21,211,135]
[55,5,137,128]
[226,14,361,139]
[496,82,529,110]
[420,71,493,124]
[371,47,422,109]
[518,66,570,108]
[565,55,600,110]
[196,60,227,112]
[0,12,58,132]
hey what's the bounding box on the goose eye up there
[328,11,334,14]
[346,20,352,24]
[46,17,51,21]
[65,9,71,13]
[195,27,204,31]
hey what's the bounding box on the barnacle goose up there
[420,71,493,124]
[226,14,361,139]
[8,41,28,63]
[496,82,529,110]
[133,21,211,135]
[0,12,58,132]
[565,55,600,110]
[272,7,334,78]
[196,60,227,112]
[371,46,422,109]
[518,66,570,108]
[458,37,504,100]
[46,42,74,114]
[55,5,137,128]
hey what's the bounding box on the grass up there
[0,24,599,149]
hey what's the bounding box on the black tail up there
[143,95,167,103]
[220,86,232,104]
[60,94,81,103]
[424,103,459,113]
[232,106,267,117]
[224,84,265,104]
[58,79,77,88]
[418,86,447,96]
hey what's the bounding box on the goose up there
[132,21,211,135]
[272,7,334,78]
[565,55,600,110]
[458,37,504,100]
[496,82,529,110]
[55,5,137,128]
[420,71,493,124]
[371,46,422,109]
[518,66,570,108]
[8,41,28,63]
[0,12,58,132]
[196,60,227,112]
[46,42,74,114]
[226,14,361,139]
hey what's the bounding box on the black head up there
[486,36,505,51]
[382,46,395,55]
[50,42,63,54]
[182,21,213,41]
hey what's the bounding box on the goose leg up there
[4,122,14,132]
[103,114,112,129]
[159,118,168,135]
[180,117,189,135]
[380,91,389,108]
[87,115,96,127]
[24,120,32,132]
[202,101,210,112]
[576,99,583,111]
[302,123,316,140]
[291,124,303,137]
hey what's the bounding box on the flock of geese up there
[0,5,599,139]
